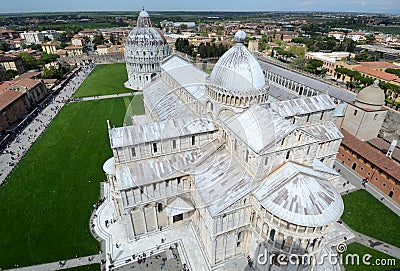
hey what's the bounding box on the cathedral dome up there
[209,30,266,95]
[355,80,385,108]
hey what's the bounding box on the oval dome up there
[209,31,265,94]
[355,80,385,107]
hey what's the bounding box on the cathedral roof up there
[209,30,266,95]
[254,162,344,227]
[143,79,196,121]
[109,115,216,148]
[269,94,336,118]
[224,104,295,154]
[161,55,207,101]
[193,147,256,216]
[166,197,195,217]
[115,142,220,191]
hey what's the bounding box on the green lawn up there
[73,63,135,98]
[341,190,400,248]
[343,243,400,271]
[65,264,101,271]
[0,96,144,269]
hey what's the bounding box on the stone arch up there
[206,100,213,112]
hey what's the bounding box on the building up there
[356,45,400,61]
[20,31,45,44]
[41,42,60,55]
[353,66,400,86]
[97,31,345,271]
[248,39,259,53]
[0,55,25,74]
[3,77,47,107]
[124,9,170,90]
[347,32,366,42]
[337,130,400,204]
[64,45,84,56]
[96,45,109,55]
[305,52,354,77]
[337,81,387,142]
[0,88,28,133]
[328,31,346,42]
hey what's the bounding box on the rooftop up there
[0,89,25,111]
[341,130,400,180]
[269,94,336,118]
[259,60,356,103]
[254,162,343,227]
[224,104,295,154]
[109,115,216,148]
[353,66,398,82]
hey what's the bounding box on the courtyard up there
[0,68,144,269]
[73,63,135,98]
[343,243,400,271]
[341,189,400,248]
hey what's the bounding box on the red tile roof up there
[359,61,397,69]
[341,130,400,179]
[0,88,25,111]
[353,66,398,81]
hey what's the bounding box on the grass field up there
[343,243,400,271]
[73,63,134,98]
[0,96,144,269]
[341,190,400,248]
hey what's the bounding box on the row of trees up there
[175,38,195,57]
[18,52,59,71]
[197,42,229,59]
[175,38,230,59]
[291,36,356,53]
[41,66,71,79]
[386,68,400,78]
[334,67,375,88]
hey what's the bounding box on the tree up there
[305,59,323,74]
[38,53,59,66]
[41,65,70,79]
[4,69,19,80]
[18,52,37,70]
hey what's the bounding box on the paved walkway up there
[0,65,94,185]
[352,231,400,259]
[334,161,400,216]
[72,92,143,102]
[5,254,102,271]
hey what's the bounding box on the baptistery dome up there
[125,9,170,90]
[206,30,269,108]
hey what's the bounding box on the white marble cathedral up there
[124,9,170,90]
[102,30,345,270]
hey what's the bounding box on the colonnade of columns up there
[206,84,269,108]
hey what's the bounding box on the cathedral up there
[99,11,346,271]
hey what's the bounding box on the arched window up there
[157,203,163,212]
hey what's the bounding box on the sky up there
[0,0,399,14]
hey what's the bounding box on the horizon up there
[1,0,399,15]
